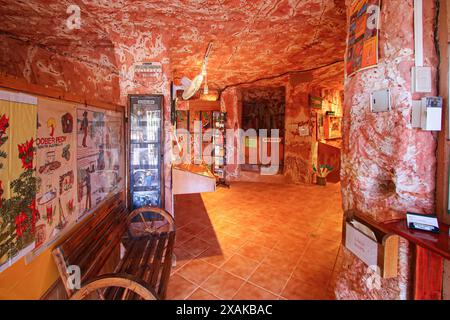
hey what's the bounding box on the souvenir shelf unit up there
[128,95,164,210]
[212,111,228,186]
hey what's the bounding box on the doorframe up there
[435,0,450,225]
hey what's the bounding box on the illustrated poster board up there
[33,98,77,252]
[76,106,124,219]
[346,0,380,77]
[0,92,37,272]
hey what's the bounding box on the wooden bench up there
[52,193,176,300]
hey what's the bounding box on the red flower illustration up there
[28,199,40,234]
[15,212,28,238]
[0,114,9,138]
[18,139,34,170]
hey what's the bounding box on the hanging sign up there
[134,62,163,81]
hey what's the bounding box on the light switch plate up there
[298,125,310,137]
[370,89,391,113]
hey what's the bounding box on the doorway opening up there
[241,86,286,175]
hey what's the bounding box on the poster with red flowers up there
[0,92,38,272]
[32,98,77,253]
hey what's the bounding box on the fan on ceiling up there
[172,42,214,100]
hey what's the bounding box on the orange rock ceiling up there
[0,0,347,93]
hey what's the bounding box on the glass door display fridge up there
[128,95,164,209]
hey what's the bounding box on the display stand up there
[212,111,229,188]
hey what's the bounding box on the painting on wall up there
[0,92,38,272]
[346,0,380,77]
[325,116,343,140]
[76,106,124,220]
[33,98,77,252]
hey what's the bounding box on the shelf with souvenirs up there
[212,111,229,188]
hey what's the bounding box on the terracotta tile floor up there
[168,182,344,300]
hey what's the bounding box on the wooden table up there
[384,220,450,300]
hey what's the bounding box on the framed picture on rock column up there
[346,0,380,76]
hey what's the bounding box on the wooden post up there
[436,0,450,225]
[414,246,444,300]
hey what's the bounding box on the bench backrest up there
[52,193,128,298]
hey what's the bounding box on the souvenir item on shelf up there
[212,111,228,187]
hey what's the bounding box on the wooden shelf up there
[346,211,449,299]
[383,219,450,260]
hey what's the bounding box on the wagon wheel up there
[70,273,157,300]
[127,207,175,237]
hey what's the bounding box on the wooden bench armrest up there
[127,207,176,233]
[70,273,158,300]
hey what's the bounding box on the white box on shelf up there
[345,222,378,268]
[420,97,442,131]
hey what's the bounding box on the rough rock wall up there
[336,0,438,300]
[221,87,242,180]
[0,34,120,104]
[284,81,315,183]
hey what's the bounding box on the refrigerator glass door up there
[130,96,162,209]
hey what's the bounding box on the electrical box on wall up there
[412,97,443,131]
[298,125,310,137]
[370,89,391,113]
[412,66,432,93]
